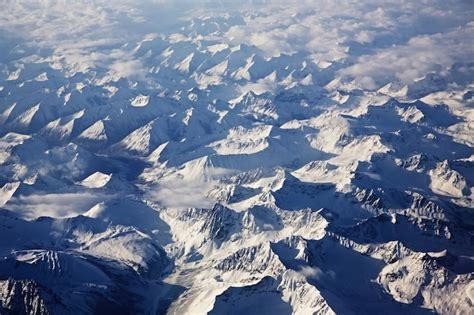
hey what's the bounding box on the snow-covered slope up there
[0,1,473,314]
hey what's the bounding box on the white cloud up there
[298,265,335,280]
[0,1,198,79]
[148,178,216,209]
[216,0,473,88]
[1,0,472,88]
[7,192,113,219]
[339,24,474,89]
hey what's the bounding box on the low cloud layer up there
[220,0,473,88]
[150,179,216,209]
[7,192,113,219]
[339,23,474,89]
[1,0,472,89]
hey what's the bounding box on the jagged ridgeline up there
[0,1,473,314]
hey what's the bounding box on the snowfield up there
[0,0,473,314]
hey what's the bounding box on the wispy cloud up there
[7,192,113,219]
[339,23,474,89]
[1,0,472,89]
[148,178,216,209]
[220,0,473,88]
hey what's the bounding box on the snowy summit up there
[0,1,473,314]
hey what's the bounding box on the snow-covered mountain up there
[0,1,473,314]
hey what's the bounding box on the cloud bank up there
[1,1,473,88]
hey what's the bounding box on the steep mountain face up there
[0,1,473,314]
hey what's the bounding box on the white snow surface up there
[0,1,473,314]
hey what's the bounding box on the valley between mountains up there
[0,1,473,314]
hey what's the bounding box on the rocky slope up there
[0,1,473,314]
